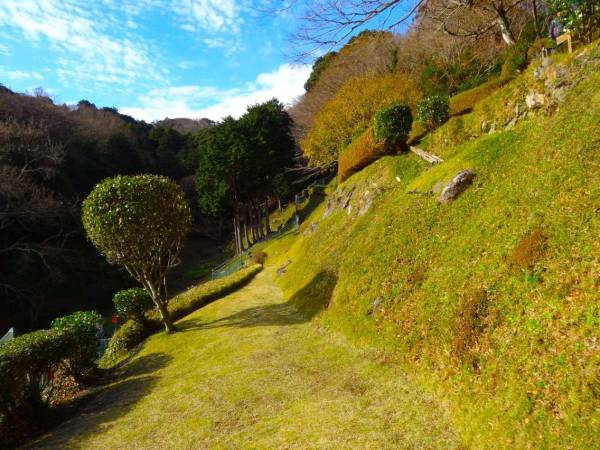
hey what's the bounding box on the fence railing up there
[210,253,249,280]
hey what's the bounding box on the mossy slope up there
[265,46,600,448]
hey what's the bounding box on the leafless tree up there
[284,0,530,55]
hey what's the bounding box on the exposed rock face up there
[437,170,477,204]
[322,187,355,219]
[526,90,546,109]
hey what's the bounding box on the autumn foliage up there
[301,73,420,167]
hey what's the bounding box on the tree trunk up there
[496,8,516,46]
[278,198,282,211]
[155,296,176,333]
[264,198,272,237]
[250,207,259,242]
[243,216,251,248]
[531,0,539,38]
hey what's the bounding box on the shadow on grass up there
[298,188,326,223]
[178,270,338,332]
[27,353,172,449]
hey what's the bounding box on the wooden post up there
[556,31,572,54]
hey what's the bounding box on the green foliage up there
[100,265,263,366]
[82,174,190,332]
[100,319,145,367]
[419,53,501,96]
[304,52,337,92]
[113,288,153,323]
[416,95,450,130]
[449,77,511,116]
[50,310,102,378]
[302,73,420,167]
[196,99,295,218]
[373,103,413,146]
[501,45,528,79]
[0,329,73,417]
[546,0,600,43]
[527,38,555,61]
[82,175,191,270]
[0,313,101,441]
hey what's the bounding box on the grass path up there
[30,270,457,449]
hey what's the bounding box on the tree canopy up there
[196,99,296,254]
[82,174,191,332]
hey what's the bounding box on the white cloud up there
[0,0,163,88]
[171,0,242,34]
[0,43,9,55]
[120,63,311,122]
[0,67,43,80]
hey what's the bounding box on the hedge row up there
[338,128,390,183]
[0,311,101,441]
[101,264,263,366]
[449,76,512,116]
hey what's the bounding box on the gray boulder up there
[437,170,477,204]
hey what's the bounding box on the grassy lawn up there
[29,269,457,449]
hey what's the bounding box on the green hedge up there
[0,310,101,438]
[51,310,102,379]
[101,264,263,366]
[113,288,153,323]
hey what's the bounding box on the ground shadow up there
[178,270,337,332]
[26,353,172,449]
[298,188,326,223]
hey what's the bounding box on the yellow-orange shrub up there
[302,73,420,167]
[338,128,391,183]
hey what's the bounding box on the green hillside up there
[259,45,600,448]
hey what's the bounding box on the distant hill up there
[156,117,215,134]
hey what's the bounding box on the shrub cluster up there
[100,264,263,366]
[113,288,153,323]
[302,73,420,166]
[0,310,102,440]
[416,95,450,130]
[338,128,388,183]
[373,103,413,146]
[50,311,103,380]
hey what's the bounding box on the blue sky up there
[0,0,313,122]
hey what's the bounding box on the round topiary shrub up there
[113,288,153,323]
[82,174,191,333]
[416,94,450,130]
[373,103,413,147]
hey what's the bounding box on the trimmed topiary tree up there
[373,103,413,147]
[82,175,191,333]
[416,95,450,130]
[113,288,153,324]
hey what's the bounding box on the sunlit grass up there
[31,270,457,449]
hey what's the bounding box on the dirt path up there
[29,270,457,449]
